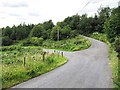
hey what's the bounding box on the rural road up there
[12,37,113,88]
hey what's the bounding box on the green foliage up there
[42,35,91,51]
[22,37,44,46]
[104,7,120,43]
[91,32,109,44]
[50,25,61,40]
[43,20,54,30]
[62,14,80,30]
[2,36,13,46]
[29,24,45,38]
[22,39,32,46]
[2,24,34,46]
[104,7,120,60]
[50,24,74,41]
[1,46,67,89]
[60,25,71,39]
[1,45,22,52]
[30,20,54,40]
[2,26,12,37]
[30,37,43,46]
[113,37,120,59]
[97,7,111,33]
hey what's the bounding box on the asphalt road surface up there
[12,37,113,88]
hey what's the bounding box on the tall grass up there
[42,35,91,51]
[1,46,67,89]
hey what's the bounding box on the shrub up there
[30,37,43,46]
[22,39,32,46]
[114,37,120,59]
[2,36,13,46]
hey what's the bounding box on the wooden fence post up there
[61,52,63,56]
[42,52,46,62]
[23,57,26,67]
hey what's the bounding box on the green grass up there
[109,46,119,88]
[42,35,91,51]
[90,32,120,89]
[1,46,67,89]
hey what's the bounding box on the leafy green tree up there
[43,20,54,30]
[2,26,12,38]
[10,25,17,40]
[60,25,71,39]
[62,14,80,30]
[29,24,45,38]
[77,15,93,35]
[97,7,111,33]
[104,6,120,59]
[42,20,54,39]
[50,25,61,41]
[70,30,78,38]
[104,7,120,43]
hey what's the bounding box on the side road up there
[12,37,113,88]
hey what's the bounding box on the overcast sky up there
[0,0,119,28]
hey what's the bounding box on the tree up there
[29,24,45,38]
[50,25,61,41]
[62,14,80,30]
[2,36,13,46]
[104,7,120,43]
[42,20,54,39]
[2,26,12,38]
[97,7,111,33]
[104,6,120,59]
[60,25,71,39]
[10,25,17,40]
[43,20,54,30]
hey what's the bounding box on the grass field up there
[1,46,67,89]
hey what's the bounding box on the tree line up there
[1,6,120,58]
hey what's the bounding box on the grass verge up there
[1,46,68,89]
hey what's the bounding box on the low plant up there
[42,35,91,51]
[2,46,67,89]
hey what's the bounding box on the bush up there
[2,36,13,46]
[114,37,120,59]
[91,32,109,44]
[22,37,43,46]
[30,37,43,46]
[2,45,22,52]
[42,35,91,51]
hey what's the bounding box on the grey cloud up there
[28,13,40,17]
[0,17,5,19]
[8,13,20,16]
[90,0,105,4]
[17,17,26,20]
[2,2,28,8]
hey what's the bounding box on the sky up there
[0,0,119,28]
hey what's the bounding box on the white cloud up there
[0,0,119,28]
[0,0,28,7]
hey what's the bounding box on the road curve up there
[12,37,113,88]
